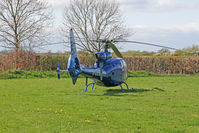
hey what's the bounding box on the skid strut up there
[120,82,133,92]
[83,77,96,92]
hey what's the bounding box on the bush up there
[0,51,199,74]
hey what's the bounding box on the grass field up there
[0,76,199,133]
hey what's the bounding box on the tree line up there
[0,50,199,74]
[0,0,128,53]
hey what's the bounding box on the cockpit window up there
[121,60,128,81]
[121,60,127,71]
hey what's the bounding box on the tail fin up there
[67,29,81,85]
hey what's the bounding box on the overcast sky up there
[42,0,199,52]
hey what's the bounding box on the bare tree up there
[0,0,53,52]
[63,0,129,53]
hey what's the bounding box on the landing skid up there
[83,78,133,93]
[120,82,133,92]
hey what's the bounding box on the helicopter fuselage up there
[66,29,129,91]
[81,53,128,87]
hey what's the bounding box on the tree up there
[63,0,129,53]
[183,45,199,55]
[0,0,52,52]
[158,48,170,55]
[158,48,170,53]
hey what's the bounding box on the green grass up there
[0,76,199,133]
[0,70,71,79]
[1,70,198,80]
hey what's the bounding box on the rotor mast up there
[104,42,110,52]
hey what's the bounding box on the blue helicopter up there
[57,29,131,92]
[57,29,192,92]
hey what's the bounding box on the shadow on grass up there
[103,87,165,96]
[153,87,165,92]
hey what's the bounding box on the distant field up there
[0,76,199,133]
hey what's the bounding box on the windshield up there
[121,59,128,81]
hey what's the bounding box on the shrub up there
[0,51,199,74]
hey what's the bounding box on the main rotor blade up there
[113,40,179,51]
[107,41,123,58]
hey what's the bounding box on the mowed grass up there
[0,76,199,133]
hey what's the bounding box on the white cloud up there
[133,23,199,33]
[43,0,199,51]
[126,22,199,51]
[46,0,69,6]
[45,0,199,12]
[118,0,199,12]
